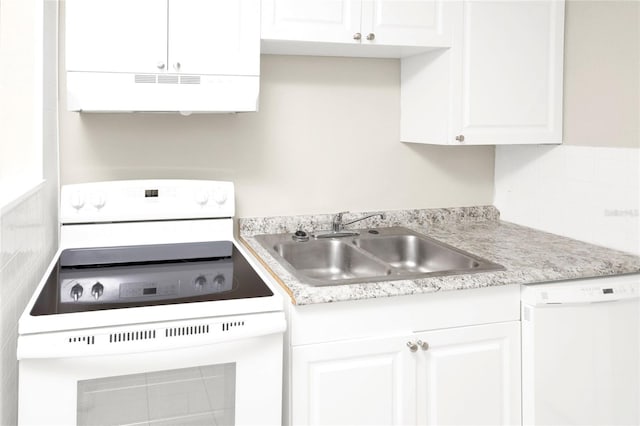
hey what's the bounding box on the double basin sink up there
[255,226,504,286]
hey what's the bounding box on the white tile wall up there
[0,187,57,425]
[495,145,640,255]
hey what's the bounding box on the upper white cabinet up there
[261,0,362,45]
[167,0,260,76]
[261,0,452,58]
[66,0,168,75]
[401,0,565,145]
[65,0,260,112]
[367,0,449,47]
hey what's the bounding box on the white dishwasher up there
[521,274,639,426]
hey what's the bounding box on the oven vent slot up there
[165,324,210,338]
[180,75,200,84]
[222,321,245,332]
[68,336,95,345]
[158,75,179,84]
[109,330,156,343]
[134,74,156,84]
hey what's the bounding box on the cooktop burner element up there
[30,241,273,315]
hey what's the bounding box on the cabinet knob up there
[353,32,362,41]
[366,33,375,41]
[417,340,429,351]
[156,62,165,70]
[407,341,418,352]
[455,135,465,142]
[173,62,181,71]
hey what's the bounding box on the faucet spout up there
[332,212,385,232]
[313,212,386,239]
[342,213,386,228]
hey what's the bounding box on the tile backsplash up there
[0,186,57,425]
[495,144,640,255]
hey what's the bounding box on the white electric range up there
[17,179,285,426]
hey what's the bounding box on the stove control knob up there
[90,193,106,210]
[91,282,104,300]
[70,284,83,302]
[212,274,225,290]
[70,191,85,210]
[195,190,209,206]
[213,190,227,206]
[194,275,207,288]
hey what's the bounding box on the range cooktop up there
[30,241,273,315]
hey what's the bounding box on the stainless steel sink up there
[254,226,504,286]
[354,234,483,273]
[273,239,391,283]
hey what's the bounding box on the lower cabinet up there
[291,321,521,425]
[292,334,416,425]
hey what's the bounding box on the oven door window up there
[77,363,235,426]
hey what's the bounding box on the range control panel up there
[60,179,234,224]
[60,260,233,305]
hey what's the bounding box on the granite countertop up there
[238,206,640,305]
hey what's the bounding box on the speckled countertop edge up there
[238,206,640,305]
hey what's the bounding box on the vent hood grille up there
[66,71,259,112]
[132,74,202,85]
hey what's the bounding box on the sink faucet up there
[332,211,386,232]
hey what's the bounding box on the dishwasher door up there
[521,275,640,426]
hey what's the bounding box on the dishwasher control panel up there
[521,274,639,305]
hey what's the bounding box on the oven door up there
[18,316,284,426]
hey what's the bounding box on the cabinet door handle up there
[366,33,375,41]
[173,62,181,71]
[417,340,429,351]
[353,32,362,41]
[407,341,418,352]
[455,135,465,142]
[156,62,165,70]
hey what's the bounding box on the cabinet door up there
[65,0,168,74]
[292,335,416,425]
[261,0,362,44]
[415,321,521,425]
[452,0,564,144]
[168,0,260,76]
[364,0,451,47]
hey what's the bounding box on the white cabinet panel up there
[454,0,564,144]
[292,335,416,425]
[168,0,259,76]
[65,0,167,74]
[416,322,521,425]
[401,0,564,145]
[290,321,521,425]
[261,0,451,57]
[261,0,362,43]
[367,0,450,47]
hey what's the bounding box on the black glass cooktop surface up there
[31,241,273,315]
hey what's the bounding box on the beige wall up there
[0,0,42,196]
[564,0,640,148]
[59,53,495,217]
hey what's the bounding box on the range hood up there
[66,71,259,113]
